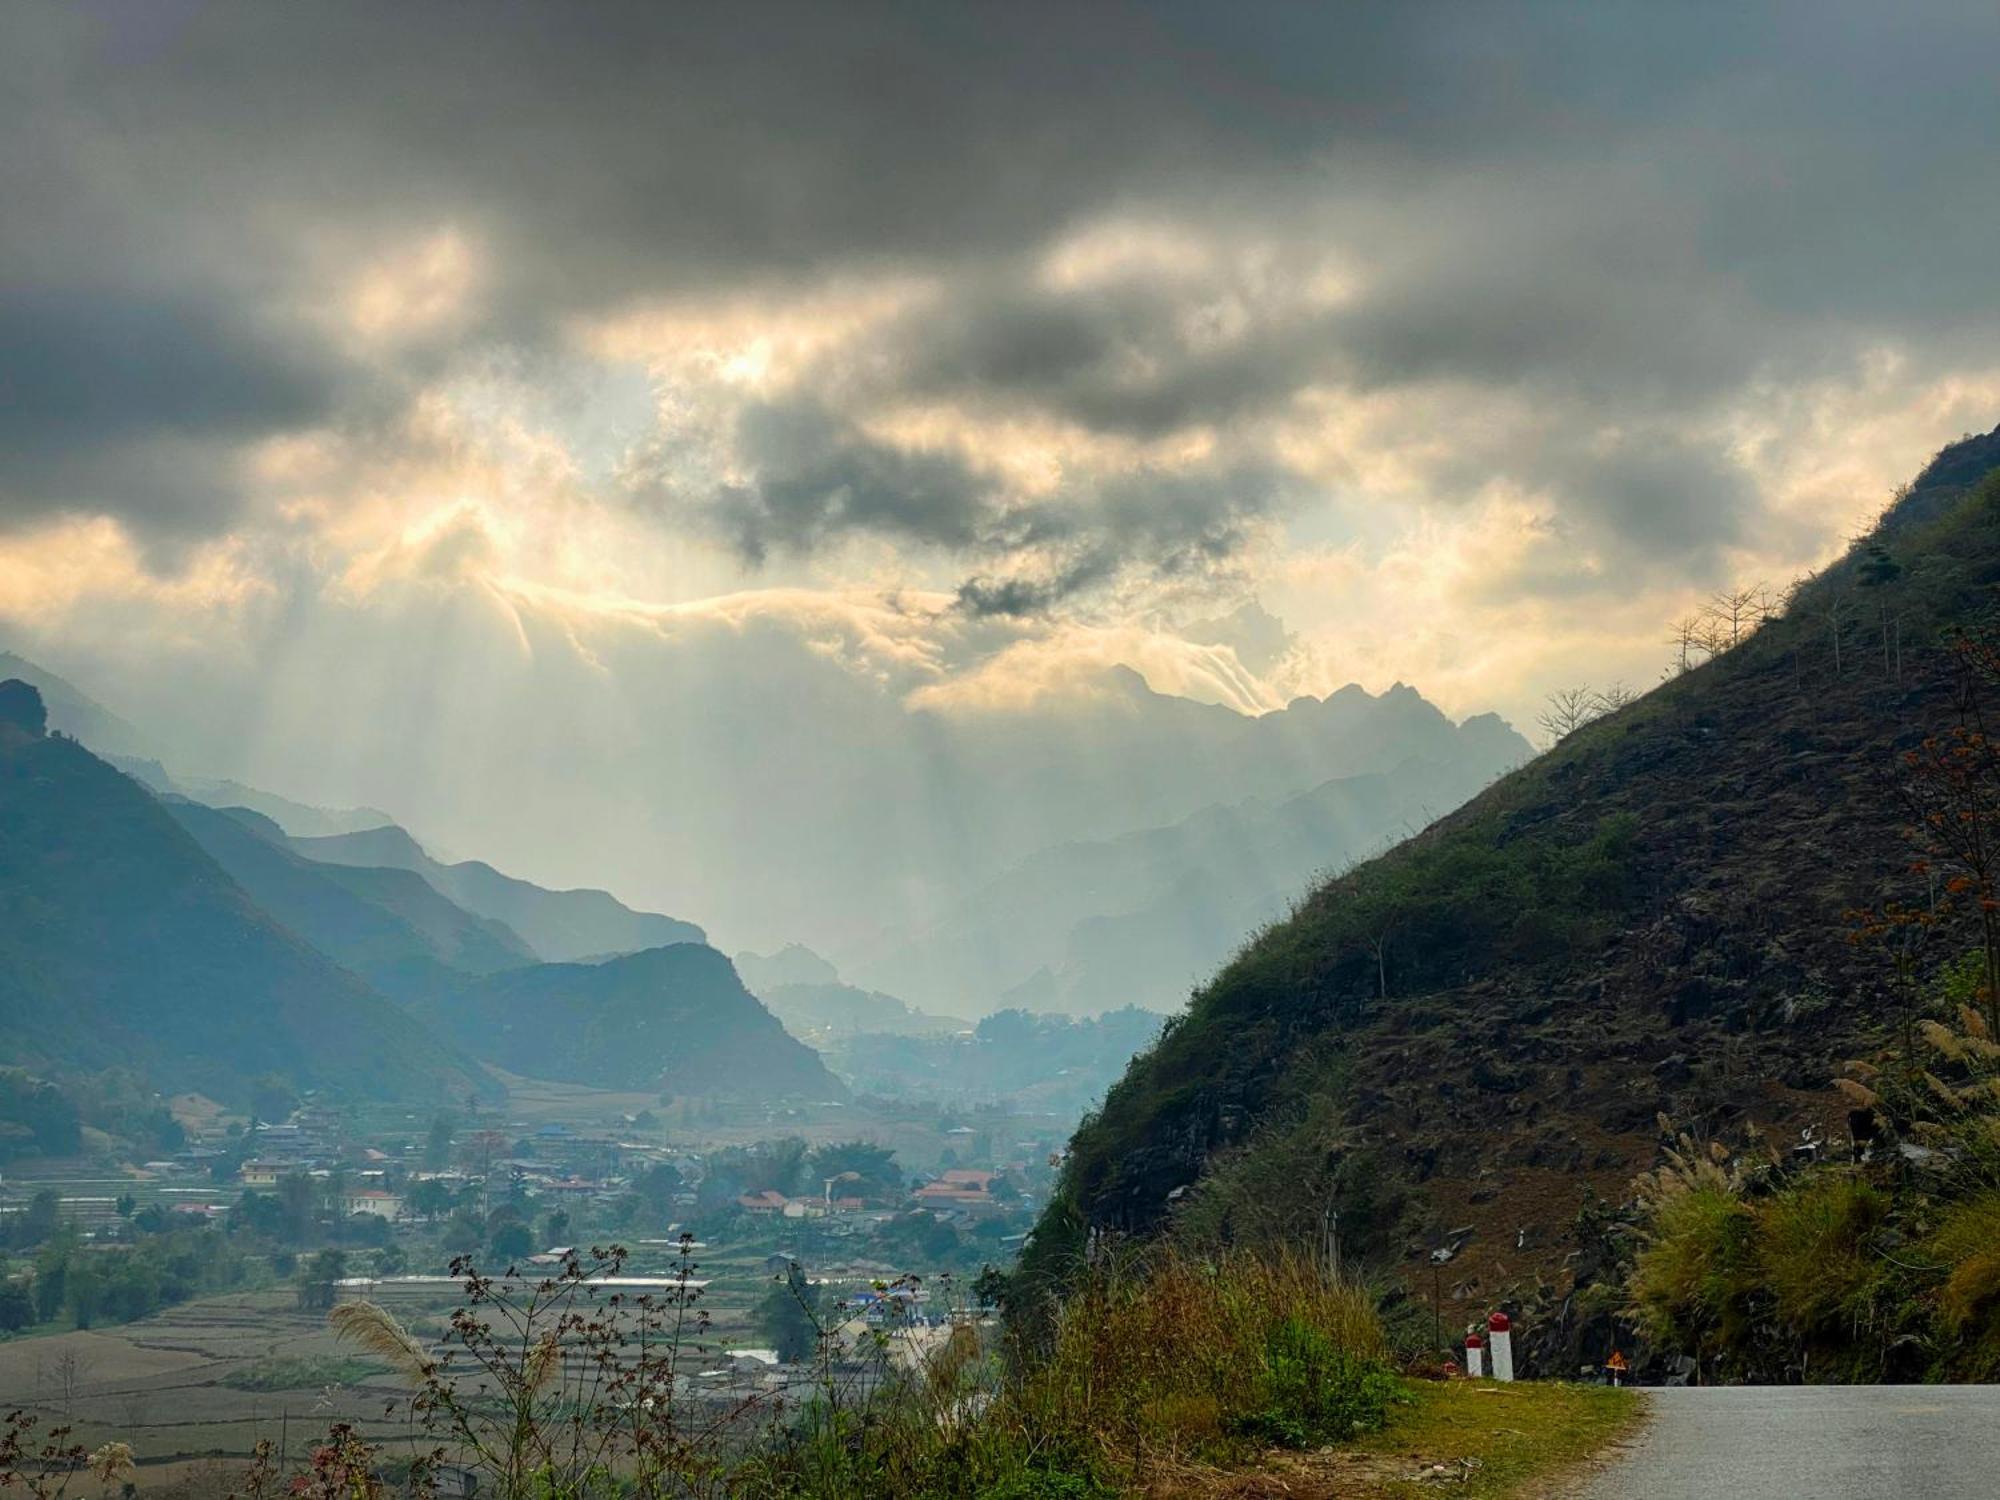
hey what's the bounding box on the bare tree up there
[1362,927,1392,1001]
[1668,616,1720,674]
[1823,595,1850,674]
[52,1347,90,1420]
[1703,588,1758,649]
[1537,685,1601,745]
[1594,682,1637,714]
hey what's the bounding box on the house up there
[913,1169,1003,1217]
[737,1189,789,1216]
[339,1188,404,1220]
[238,1160,288,1188]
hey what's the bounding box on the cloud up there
[703,399,996,563]
[0,290,346,540]
[7,0,2000,750]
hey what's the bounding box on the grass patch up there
[221,1354,383,1391]
[1347,1381,1640,1497]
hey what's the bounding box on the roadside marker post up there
[1487,1312,1515,1382]
[1605,1349,1628,1387]
[1465,1332,1485,1378]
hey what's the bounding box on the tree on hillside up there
[0,1282,30,1332]
[8,1189,60,1250]
[1536,686,1601,746]
[249,1075,297,1127]
[277,1172,317,1242]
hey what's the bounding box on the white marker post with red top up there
[1464,1332,1485,1378]
[1487,1312,1515,1382]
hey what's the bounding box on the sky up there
[6,3,2000,939]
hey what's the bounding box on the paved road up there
[1575,1386,2000,1499]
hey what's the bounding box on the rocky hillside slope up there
[1033,424,2000,1318]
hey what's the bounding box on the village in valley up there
[0,1077,1064,1481]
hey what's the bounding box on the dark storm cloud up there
[0,291,345,535]
[709,400,996,564]
[652,397,1284,612]
[6,0,2000,578]
[873,277,1340,439]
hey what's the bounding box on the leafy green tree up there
[10,1189,60,1249]
[542,1209,570,1243]
[277,1172,317,1242]
[406,1178,455,1221]
[65,1256,103,1329]
[232,1189,285,1239]
[33,1226,77,1321]
[627,1164,684,1220]
[114,1193,136,1219]
[806,1141,903,1202]
[443,1208,486,1255]
[490,1222,534,1264]
[425,1112,457,1169]
[755,1263,822,1363]
[297,1248,348,1311]
[0,1071,81,1161]
[0,1281,31,1331]
[249,1075,297,1127]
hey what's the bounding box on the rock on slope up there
[1035,423,2000,1313]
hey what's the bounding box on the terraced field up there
[0,1292,420,1479]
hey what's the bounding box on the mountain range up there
[0,688,484,1102]
[0,625,1535,1109]
[853,735,1528,1016]
[0,663,828,1107]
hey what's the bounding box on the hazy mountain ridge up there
[288,822,706,962]
[418,942,844,1099]
[0,663,839,1109]
[0,688,486,1102]
[166,800,537,991]
[856,727,1530,1015]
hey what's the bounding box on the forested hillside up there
[1033,425,2000,1309]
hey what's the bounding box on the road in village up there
[1572,1385,2000,1498]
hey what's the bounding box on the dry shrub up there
[1627,1181,1755,1355]
[1758,1174,1888,1342]
[1930,1189,2000,1376]
[992,1247,1393,1480]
